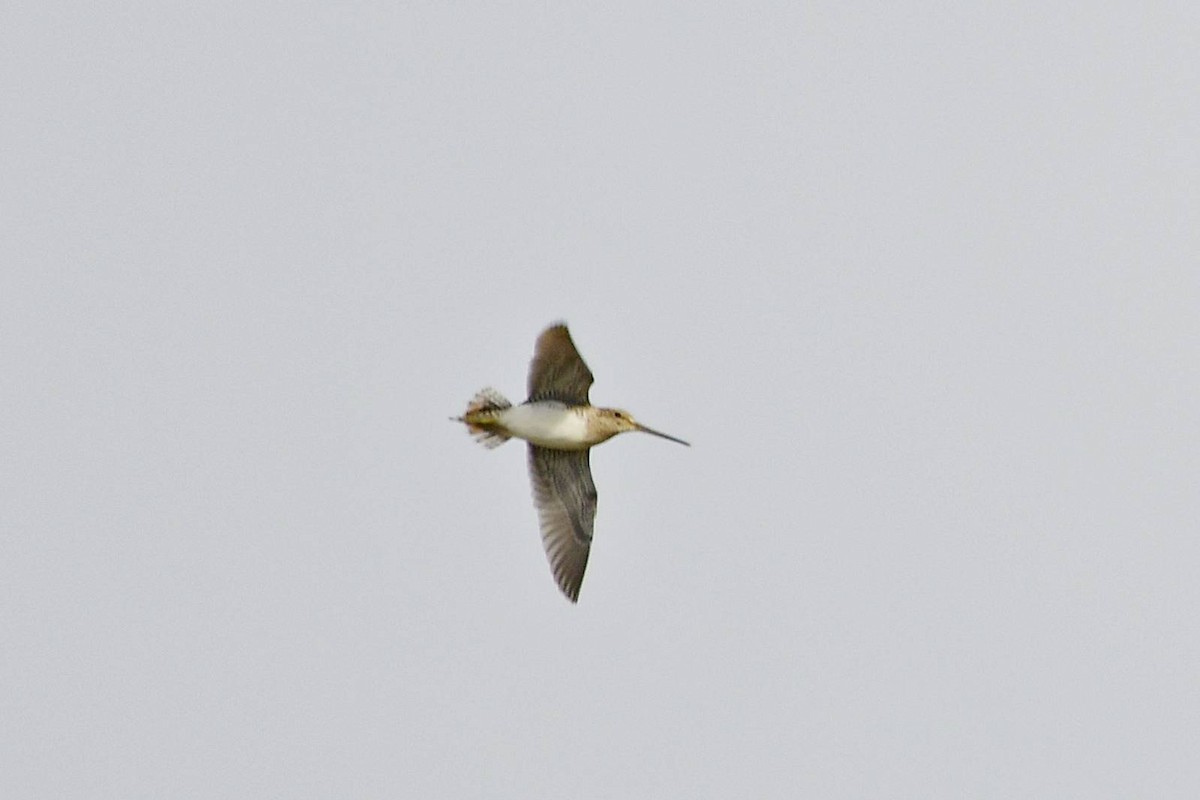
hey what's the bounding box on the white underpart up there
[498,402,592,450]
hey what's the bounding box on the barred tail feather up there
[456,387,513,448]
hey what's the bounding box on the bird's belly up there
[500,404,592,450]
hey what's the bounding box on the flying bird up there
[455,323,689,601]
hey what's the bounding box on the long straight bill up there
[636,423,690,447]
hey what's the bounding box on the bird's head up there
[595,408,690,446]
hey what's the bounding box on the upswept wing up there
[527,324,593,404]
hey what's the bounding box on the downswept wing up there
[527,445,597,602]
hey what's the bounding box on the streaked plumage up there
[455,323,689,602]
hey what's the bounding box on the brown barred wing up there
[526,323,594,404]
[527,445,597,602]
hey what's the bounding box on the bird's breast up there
[500,403,594,450]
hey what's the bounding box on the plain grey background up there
[4,2,1198,797]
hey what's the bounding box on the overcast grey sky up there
[4,2,1198,797]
